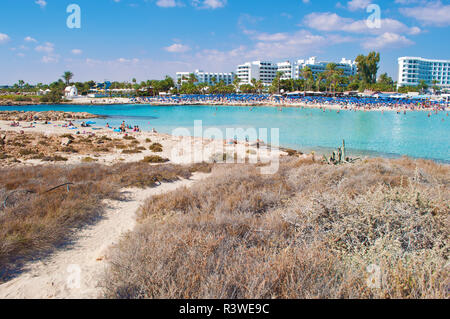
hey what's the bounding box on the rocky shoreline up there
[0,111,99,122]
[0,100,43,106]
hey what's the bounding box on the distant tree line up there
[1,52,443,99]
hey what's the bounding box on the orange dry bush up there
[102,158,449,299]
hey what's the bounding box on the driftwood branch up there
[2,182,75,210]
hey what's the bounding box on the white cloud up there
[254,32,289,42]
[197,29,353,64]
[248,30,354,60]
[304,12,421,35]
[71,49,83,55]
[42,55,60,64]
[117,57,140,63]
[156,0,177,7]
[191,0,227,9]
[394,0,427,4]
[35,42,59,63]
[35,0,47,8]
[400,1,450,27]
[164,43,191,53]
[0,33,10,44]
[363,32,414,50]
[24,36,37,43]
[347,0,371,11]
[35,42,54,53]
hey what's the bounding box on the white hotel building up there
[176,57,358,89]
[236,57,357,85]
[236,61,278,85]
[277,61,294,80]
[397,57,450,90]
[294,57,357,79]
[176,69,235,87]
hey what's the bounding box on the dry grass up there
[121,148,142,154]
[102,157,449,299]
[0,161,212,281]
[141,155,169,163]
[149,143,163,153]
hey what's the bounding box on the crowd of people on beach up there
[135,94,449,111]
[105,121,141,133]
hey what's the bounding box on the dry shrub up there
[42,155,68,162]
[60,146,78,153]
[82,157,97,163]
[149,143,163,153]
[0,161,208,281]
[19,149,37,156]
[141,156,169,163]
[115,144,128,150]
[121,148,142,154]
[102,157,449,299]
[102,212,363,299]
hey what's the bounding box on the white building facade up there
[236,61,278,85]
[277,61,294,80]
[294,57,357,79]
[397,57,450,90]
[64,86,78,98]
[176,70,235,87]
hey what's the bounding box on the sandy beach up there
[0,118,290,168]
[3,96,447,112]
[0,112,290,298]
[73,97,448,112]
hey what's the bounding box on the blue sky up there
[0,0,449,84]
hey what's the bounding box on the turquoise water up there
[1,104,449,162]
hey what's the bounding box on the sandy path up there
[0,173,209,299]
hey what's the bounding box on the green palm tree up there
[325,63,344,94]
[301,67,313,92]
[62,71,74,86]
[315,73,325,92]
[255,80,263,94]
[188,73,198,84]
[233,76,240,92]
